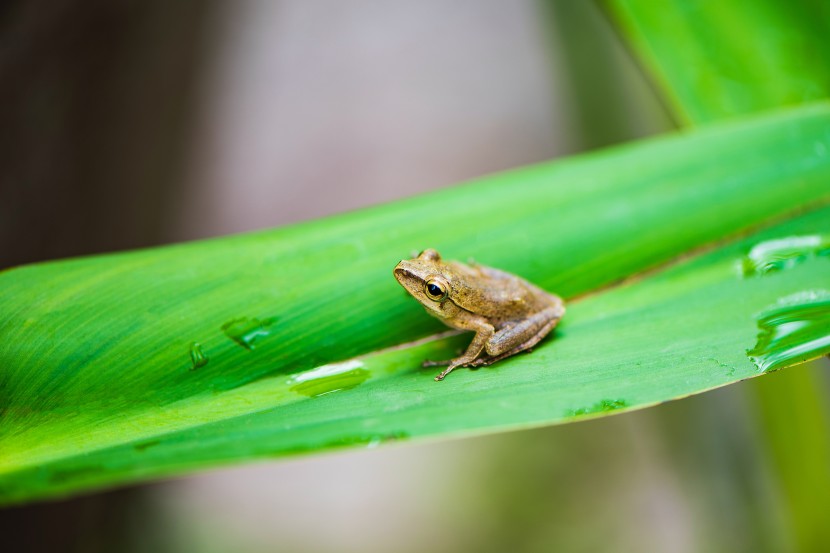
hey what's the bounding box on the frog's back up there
[447,261,560,323]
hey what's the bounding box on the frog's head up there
[394,249,452,316]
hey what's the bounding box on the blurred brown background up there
[2,1,826,552]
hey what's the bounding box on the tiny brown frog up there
[394,249,565,381]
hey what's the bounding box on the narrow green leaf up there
[605,0,830,125]
[2,104,830,504]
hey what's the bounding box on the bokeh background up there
[2,1,828,551]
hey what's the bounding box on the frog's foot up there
[434,364,461,381]
[468,345,534,368]
[436,360,491,380]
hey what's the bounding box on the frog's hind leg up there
[471,321,557,367]
[473,308,562,367]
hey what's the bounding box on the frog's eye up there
[424,278,448,301]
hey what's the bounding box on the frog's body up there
[394,249,564,381]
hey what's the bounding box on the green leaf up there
[2,104,830,505]
[605,0,830,125]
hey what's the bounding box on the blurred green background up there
[1,1,828,551]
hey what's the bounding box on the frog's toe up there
[435,364,461,381]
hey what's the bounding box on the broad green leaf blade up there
[2,104,830,504]
[4,204,829,506]
[605,0,830,125]
[29,206,830,482]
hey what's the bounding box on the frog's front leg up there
[425,316,495,381]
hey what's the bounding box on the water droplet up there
[705,356,736,376]
[288,360,370,397]
[221,316,277,350]
[741,235,829,276]
[567,398,627,417]
[189,342,209,369]
[747,290,830,372]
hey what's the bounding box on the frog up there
[393,249,565,381]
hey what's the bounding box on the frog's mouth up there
[394,262,429,296]
[393,262,419,291]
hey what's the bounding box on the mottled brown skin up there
[393,249,565,381]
